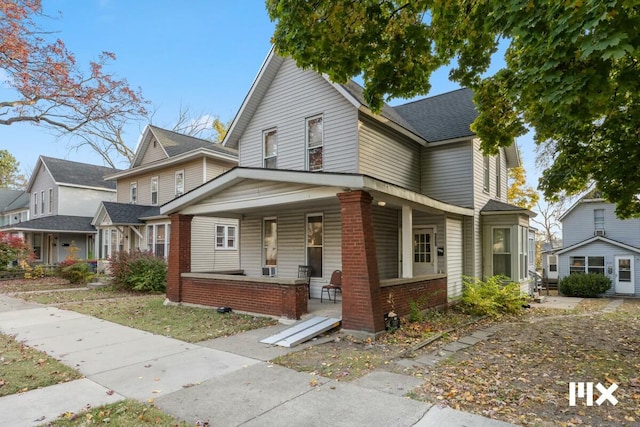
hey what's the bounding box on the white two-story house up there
[4,156,118,263]
[160,49,533,336]
[92,125,239,271]
[556,191,640,296]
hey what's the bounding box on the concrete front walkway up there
[0,294,514,427]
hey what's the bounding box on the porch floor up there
[306,297,342,319]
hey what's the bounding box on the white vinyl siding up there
[306,115,323,171]
[139,139,168,164]
[358,116,421,192]
[191,217,239,272]
[237,58,358,173]
[421,140,473,207]
[446,217,464,299]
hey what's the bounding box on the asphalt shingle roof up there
[148,125,238,158]
[41,157,120,190]
[481,199,529,213]
[393,88,478,142]
[0,189,28,212]
[3,215,95,232]
[101,202,160,224]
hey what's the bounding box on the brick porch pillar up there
[337,190,385,337]
[166,213,193,302]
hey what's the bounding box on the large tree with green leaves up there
[0,150,26,189]
[267,0,640,217]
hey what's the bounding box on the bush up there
[60,262,91,284]
[460,275,527,317]
[559,273,611,297]
[0,232,32,271]
[109,250,167,293]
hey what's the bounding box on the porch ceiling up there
[161,167,473,218]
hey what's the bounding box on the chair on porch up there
[298,265,312,299]
[321,270,342,303]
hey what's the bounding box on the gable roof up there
[27,156,119,192]
[2,215,96,233]
[0,189,28,213]
[481,199,536,217]
[102,202,157,225]
[558,192,607,221]
[556,235,640,255]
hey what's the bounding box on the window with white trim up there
[146,223,170,257]
[570,256,605,275]
[263,129,277,169]
[594,209,605,232]
[569,256,585,274]
[263,218,277,266]
[216,225,237,250]
[307,214,323,278]
[150,176,159,205]
[175,171,184,197]
[306,115,323,171]
[40,190,45,214]
[492,227,511,277]
[130,182,137,204]
[519,226,528,280]
[32,233,42,260]
[483,156,490,193]
[549,255,557,272]
[495,154,501,198]
[48,188,53,213]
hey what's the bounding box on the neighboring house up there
[556,192,640,296]
[160,49,534,336]
[0,189,30,230]
[92,125,239,271]
[541,241,560,285]
[3,156,118,263]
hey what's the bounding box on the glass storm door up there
[615,256,634,294]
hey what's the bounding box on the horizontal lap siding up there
[206,158,235,182]
[562,202,640,248]
[359,118,420,192]
[372,206,399,280]
[139,141,167,164]
[238,58,358,173]
[446,217,464,300]
[199,180,323,205]
[191,217,239,272]
[421,140,473,207]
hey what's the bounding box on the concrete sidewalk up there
[0,294,514,426]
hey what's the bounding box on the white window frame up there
[175,170,184,197]
[130,182,137,204]
[306,213,324,278]
[215,224,237,250]
[146,223,170,258]
[594,209,605,232]
[483,155,490,193]
[491,226,511,278]
[306,115,323,171]
[263,217,277,267]
[569,256,605,275]
[32,233,42,261]
[495,154,501,198]
[519,226,528,280]
[33,193,38,216]
[150,176,159,205]
[263,129,277,169]
[40,190,45,214]
[48,188,53,214]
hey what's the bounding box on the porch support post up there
[167,213,193,302]
[338,190,385,337]
[402,205,413,278]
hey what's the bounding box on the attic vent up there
[595,229,606,236]
[153,140,157,148]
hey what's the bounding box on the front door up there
[615,255,634,294]
[413,228,436,276]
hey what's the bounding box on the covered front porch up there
[162,168,471,336]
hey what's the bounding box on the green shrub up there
[558,273,611,297]
[60,262,91,284]
[461,275,527,317]
[109,250,167,293]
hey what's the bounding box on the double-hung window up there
[306,115,323,171]
[483,156,490,193]
[216,225,237,250]
[594,209,605,233]
[495,154,501,198]
[33,194,37,216]
[48,188,53,213]
[130,182,137,204]
[492,227,511,277]
[263,218,277,266]
[150,177,159,205]
[263,129,277,169]
[569,256,586,274]
[40,191,45,214]
[175,171,184,197]
[306,214,323,277]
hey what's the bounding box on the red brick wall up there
[167,214,193,302]
[338,190,385,334]
[180,275,308,319]
[379,277,447,317]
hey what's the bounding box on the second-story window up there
[306,115,323,171]
[175,171,184,197]
[483,156,490,193]
[48,188,53,213]
[33,194,37,216]
[263,129,277,169]
[495,154,501,198]
[594,209,605,233]
[130,182,137,204]
[151,177,158,205]
[40,191,45,214]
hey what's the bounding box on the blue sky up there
[1,0,539,191]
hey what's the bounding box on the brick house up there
[160,49,534,337]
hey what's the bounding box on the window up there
[263,129,277,169]
[130,182,137,204]
[594,209,605,232]
[216,225,237,250]
[150,177,159,205]
[492,228,511,277]
[483,156,490,193]
[33,194,37,216]
[306,214,323,277]
[48,188,53,213]
[569,256,586,274]
[146,223,171,257]
[175,171,184,197]
[33,233,42,260]
[528,232,535,268]
[588,256,605,274]
[519,226,528,280]
[306,115,323,171]
[495,154,501,198]
[40,191,45,214]
[263,218,277,266]
[549,255,557,272]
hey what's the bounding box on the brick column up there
[337,190,385,336]
[166,214,193,302]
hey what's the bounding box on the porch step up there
[260,316,341,348]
